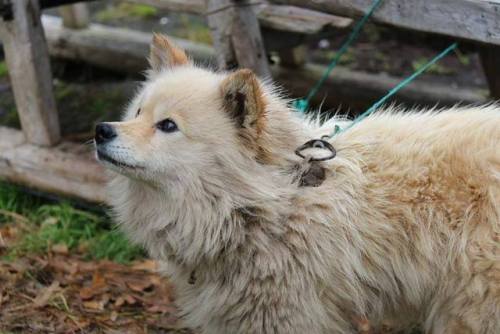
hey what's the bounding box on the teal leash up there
[330,42,458,137]
[293,0,384,113]
[294,42,459,163]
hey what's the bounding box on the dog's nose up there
[95,123,117,144]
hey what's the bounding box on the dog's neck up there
[110,150,297,267]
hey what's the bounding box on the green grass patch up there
[95,3,158,22]
[411,57,455,75]
[175,14,212,45]
[0,182,144,263]
[324,48,356,66]
[454,48,471,66]
[0,61,8,77]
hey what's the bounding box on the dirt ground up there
[0,223,188,334]
[0,257,183,333]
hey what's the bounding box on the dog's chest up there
[160,261,243,330]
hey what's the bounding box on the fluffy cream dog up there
[95,34,500,334]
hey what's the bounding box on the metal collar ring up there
[295,139,337,162]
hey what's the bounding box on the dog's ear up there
[220,69,266,136]
[149,33,189,72]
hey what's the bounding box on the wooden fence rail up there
[270,0,500,46]
[41,15,486,109]
[126,0,353,35]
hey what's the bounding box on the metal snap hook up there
[294,139,336,162]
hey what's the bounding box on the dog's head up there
[95,34,271,184]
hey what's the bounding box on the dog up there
[95,34,500,334]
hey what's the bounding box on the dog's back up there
[313,107,500,333]
[98,35,500,334]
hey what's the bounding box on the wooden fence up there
[0,0,498,203]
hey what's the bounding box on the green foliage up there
[52,81,127,136]
[127,4,158,18]
[95,3,158,22]
[373,51,391,71]
[89,229,144,263]
[0,182,144,263]
[325,48,356,66]
[364,24,381,43]
[175,14,212,45]
[0,183,40,217]
[454,48,471,66]
[411,57,454,75]
[54,82,76,101]
[0,61,8,77]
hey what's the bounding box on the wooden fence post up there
[58,3,90,29]
[205,0,271,78]
[279,45,307,68]
[0,0,60,146]
[480,45,500,100]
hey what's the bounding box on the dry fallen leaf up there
[82,299,105,311]
[52,243,69,255]
[110,310,118,322]
[0,209,29,223]
[126,278,154,292]
[123,294,137,305]
[0,225,20,248]
[79,271,107,300]
[49,256,78,276]
[114,296,125,307]
[34,281,60,307]
[0,251,183,333]
[131,260,157,272]
[146,304,174,314]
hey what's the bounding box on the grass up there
[411,57,454,75]
[175,14,212,45]
[95,3,158,22]
[54,82,119,120]
[0,182,144,263]
[0,61,8,77]
[324,48,356,66]
[454,48,471,66]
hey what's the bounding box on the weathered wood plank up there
[41,16,488,111]
[42,14,330,65]
[270,0,500,46]
[126,0,352,35]
[0,0,60,146]
[0,126,107,203]
[42,16,215,73]
[255,4,351,34]
[58,3,90,29]
[205,0,271,77]
[272,63,488,111]
[480,45,500,99]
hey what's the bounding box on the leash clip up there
[295,137,336,162]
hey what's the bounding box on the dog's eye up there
[135,108,141,117]
[156,118,178,133]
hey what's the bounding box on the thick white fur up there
[98,39,500,334]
